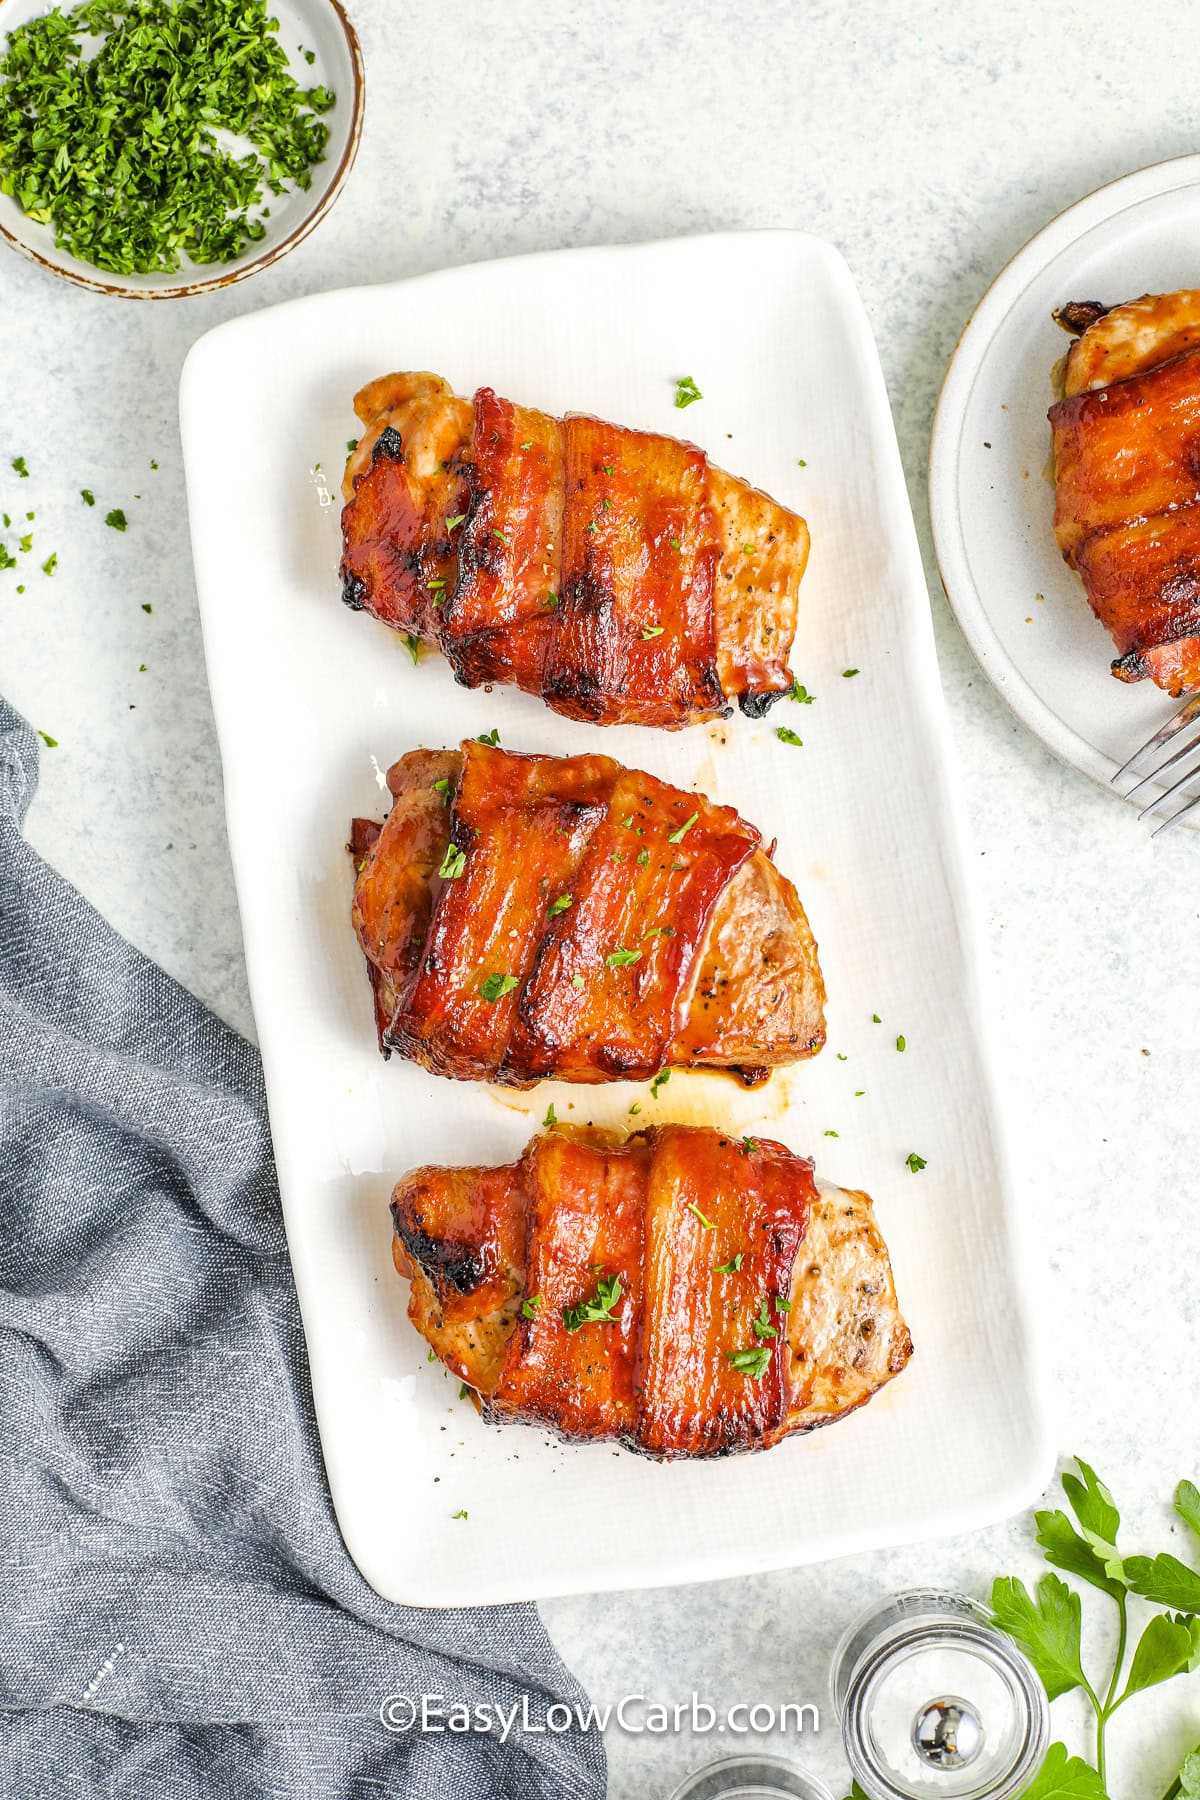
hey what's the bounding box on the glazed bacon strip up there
[390,1124,913,1459]
[340,373,809,727]
[351,740,826,1087]
[1050,292,1200,695]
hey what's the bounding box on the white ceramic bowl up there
[0,0,364,298]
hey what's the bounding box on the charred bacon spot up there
[341,569,368,610]
[391,1207,484,1297]
[737,686,787,719]
[1112,650,1150,682]
[375,425,405,461]
[1054,300,1110,337]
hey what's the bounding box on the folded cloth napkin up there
[0,697,606,1800]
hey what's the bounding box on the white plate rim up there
[929,152,1200,799]
[180,230,1056,1605]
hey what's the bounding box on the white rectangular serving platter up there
[180,232,1052,1607]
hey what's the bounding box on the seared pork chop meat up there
[352,739,826,1086]
[391,1123,912,1459]
[340,373,810,728]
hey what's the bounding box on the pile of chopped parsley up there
[0,0,334,275]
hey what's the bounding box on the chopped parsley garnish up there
[521,1294,542,1320]
[715,1252,743,1275]
[437,843,466,880]
[906,1152,927,1173]
[642,925,674,940]
[571,973,585,989]
[105,509,127,532]
[543,1104,556,1127]
[41,553,57,576]
[641,624,665,639]
[37,729,57,748]
[751,1298,778,1340]
[478,972,519,1002]
[674,375,703,408]
[776,726,804,747]
[452,1509,469,1520]
[519,440,533,450]
[628,1101,641,1115]
[491,528,508,545]
[896,1034,906,1052]
[80,489,95,506]
[346,438,358,453]
[142,602,152,612]
[872,1012,881,1023]
[544,591,559,608]
[774,1295,791,1314]
[790,681,815,704]
[562,1272,624,1333]
[432,776,452,806]
[740,1136,758,1155]
[842,668,860,678]
[11,457,28,478]
[728,1345,771,1379]
[667,811,698,844]
[823,1129,839,1138]
[797,458,807,467]
[547,893,572,916]
[402,633,421,665]
[445,513,466,531]
[476,728,500,746]
[0,0,336,276]
[605,946,641,968]
[636,848,650,867]
[650,1069,670,1099]
[458,1382,471,1399]
[670,535,681,551]
[687,1201,715,1230]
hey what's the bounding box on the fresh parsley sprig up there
[562,1273,624,1333]
[989,1458,1200,1795]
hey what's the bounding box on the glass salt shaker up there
[668,1752,836,1800]
[830,1589,1050,1800]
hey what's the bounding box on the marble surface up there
[2,3,1198,1795]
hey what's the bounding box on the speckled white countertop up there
[2,4,1198,1796]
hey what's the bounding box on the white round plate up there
[0,0,364,299]
[930,154,1200,815]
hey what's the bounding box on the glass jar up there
[830,1589,1050,1800]
[667,1752,836,1800]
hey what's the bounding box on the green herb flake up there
[728,1345,771,1379]
[37,729,57,747]
[797,457,807,467]
[521,1294,542,1320]
[605,946,641,968]
[751,1297,778,1340]
[842,667,860,678]
[650,1068,670,1099]
[896,1034,906,1052]
[437,843,466,881]
[823,1129,839,1138]
[0,2,336,277]
[452,1509,469,1520]
[547,893,572,916]
[790,681,815,704]
[491,528,508,545]
[687,1201,715,1230]
[571,973,585,990]
[715,1252,743,1275]
[562,1272,624,1333]
[346,438,358,453]
[81,489,95,506]
[476,728,500,746]
[445,513,466,531]
[905,1152,927,1173]
[105,509,127,532]
[402,633,421,666]
[872,1013,881,1024]
[478,972,519,1002]
[141,603,152,613]
[674,375,703,408]
[776,726,804,748]
[740,1136,758,1155]
[18,535,32,554]
[667,811,698,845]
[11,457,28,478]
[641,623,665,639]
[41,553,57,577]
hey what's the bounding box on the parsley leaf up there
[476,728,500,746]
[776,726,804,747]
[687,1201,715,1230]
[790,681,815,704]
[905,1152,926,1173]
[401,633,421,665]
[715,1252,743,1274]
[105,509,127,532]
[673,375,702,408]
[521,1295,542,1321]
[547,893,572,916]
[650,1069,670,1099]
[437,843,466,881]
[990,1573,1087,1701]
[728,1345,771,1379]
[80,488,95,506]
[478,972,518,1002]
[667,811,698,844]
[542,1104,556,1128]
[641,624,665,639]
[562,1272,624,1333]
[750,1297,778,1340]
[605,946,641,968]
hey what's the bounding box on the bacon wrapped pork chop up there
[340,373,810,728]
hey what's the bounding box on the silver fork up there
[1111,691,1200,835]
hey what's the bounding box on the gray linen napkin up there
[0,696,607,1800]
